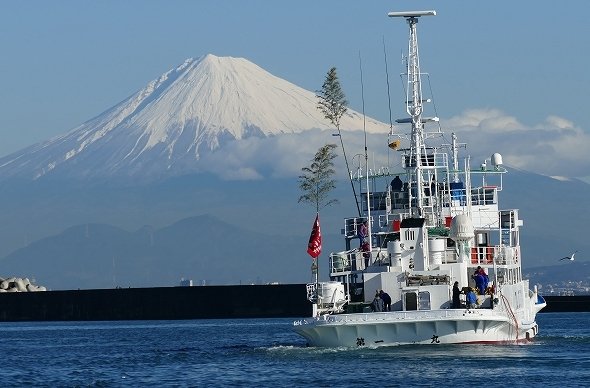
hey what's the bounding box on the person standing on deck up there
[466,288,477,309]
[358,220,368,245]
[379,290,392,311]
[371,291,383,312]
[358,220,371,266]
[390,176,403,192]
[478,267,489,293]
[452,281,461,308]
[473,266,488,295]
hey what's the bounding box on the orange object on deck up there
[471,247,494,264]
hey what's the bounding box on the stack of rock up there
[0,277,47,292]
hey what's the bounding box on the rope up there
[500,293,519,340]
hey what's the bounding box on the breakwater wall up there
[0,285,586,322]
[542,295,590,313]
[0,284,311,322]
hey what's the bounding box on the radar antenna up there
[389,10,436,216]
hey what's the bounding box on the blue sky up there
[1,1,589,178]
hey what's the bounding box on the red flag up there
[307,214,322,258]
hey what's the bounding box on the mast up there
[359,52,373,263]
[451,133,460,183]
[389,10,436,217]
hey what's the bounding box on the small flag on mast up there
[307,213,322,259]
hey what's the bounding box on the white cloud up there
[446,109,527,133]
[542,115,574,130]
[197,109,590,180]
[445,109,590,177]
[198,129,394,181]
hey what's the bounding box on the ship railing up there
[350,166,399,181]
[344,213,402,240]
[343,217,372,239]
[440,250,459,264]
[440,182,468,208]
[361,191,390,212]
[402,151,448,169]
[330,246,391,275]
[329,250,367,274]
[470,186,498,206]
[330,251,352,274]
[470,246,520,266]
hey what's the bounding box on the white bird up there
[560,251,577,261]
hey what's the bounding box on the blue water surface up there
[0,313,588,387]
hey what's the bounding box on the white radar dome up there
[449,214,475,241]
[491,153,503,167]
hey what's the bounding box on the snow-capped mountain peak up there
[0,54,389,181]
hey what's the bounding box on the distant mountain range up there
[0,54,587,290]
[1,206,587,291]
[0,214,341,290]
[525,261,590,295]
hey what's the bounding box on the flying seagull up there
[560,251,577,261]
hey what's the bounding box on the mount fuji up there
[0,54,389,182]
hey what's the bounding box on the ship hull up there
[294,310,539,347]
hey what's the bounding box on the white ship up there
[293,10,546,347]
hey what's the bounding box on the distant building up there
[179,278,193,287]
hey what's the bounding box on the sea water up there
[0,313,588,387]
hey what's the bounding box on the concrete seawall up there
[542,295,590,313]
[0,284,312,322]
[0,285,586,322]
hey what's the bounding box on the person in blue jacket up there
[473,266,487,295]
[479,267,489,292]
[466,288,477,309]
